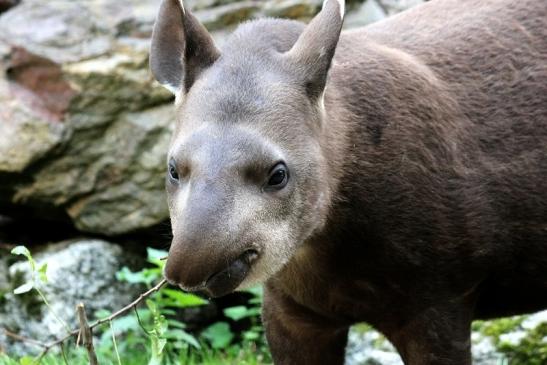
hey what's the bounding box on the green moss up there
[473,317,525,340]
[472,316,546,365]
[497,323,547,365]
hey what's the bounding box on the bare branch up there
[77,303,98,365]
[89,278,167,329]
[2,329,48,349]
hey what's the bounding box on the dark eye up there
[168,161,179,181]
[266,163,289,190]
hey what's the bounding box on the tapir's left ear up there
[284,0,345,101]
[150,0,220,95]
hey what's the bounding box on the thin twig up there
[59,342,69,365]
[77,303,98,365]
[2,329,48,349]
[134,306,152,337]
[88,279,167,329]
[109,320,122,365]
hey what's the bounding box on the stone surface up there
[377,0,425,15]
[0,253,8,296]
[0,78,66,173]
[344,0,387,29]
[0,1,112,64]
[0,239,144,354]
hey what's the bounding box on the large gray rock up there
[0,1,174,234]
[0,239,144,354]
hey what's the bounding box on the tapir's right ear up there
[284,0,344,101]
[150,0,220,96]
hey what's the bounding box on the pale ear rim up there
[178,0,186,15]
[323,0,345,19]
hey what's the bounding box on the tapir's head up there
[150,0,345,297]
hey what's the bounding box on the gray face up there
[163,66,331,297]
[150,0,344,297]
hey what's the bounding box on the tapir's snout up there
[164,243,258,297]
[163,174,262,297]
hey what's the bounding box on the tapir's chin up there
[171,249,259,298]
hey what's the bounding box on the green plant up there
[497,322,547,365]
[10,246,70,334]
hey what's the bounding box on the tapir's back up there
[339,0,547,162]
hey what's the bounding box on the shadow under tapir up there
[149,0,547,363]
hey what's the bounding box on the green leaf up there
[164,329,200,348]
[19,356,35,365]
[147,248,169,267]
[37,263,48,283]
[167,319,187,329]
[116,266,151,284]
[13,282,34,295]
[162,289,207,307]
[243,330,260,341]
[146,299,157,313]
[201,322,234,349]
[224,305,260,321]
[11,246,35,271]
[244,285,263,297]
[157,338,167,354]
[224,305,249,321]
[11,246,31,258]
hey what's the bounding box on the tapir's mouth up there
[176,249,259,298]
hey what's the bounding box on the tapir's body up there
[264,1,547,363]
[150,0,547,364]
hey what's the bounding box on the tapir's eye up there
[266,163,289,190]
[168,160,179,182]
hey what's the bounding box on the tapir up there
[149,0,547,363]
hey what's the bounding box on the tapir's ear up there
[284,0,344,100]
[150,0,220,95]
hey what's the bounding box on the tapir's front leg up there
[263,284,349,365]
[385,299,475,365]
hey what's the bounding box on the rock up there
[471,332,504,365]
[195,1,262,31]
[12,102,175,235]
[0,78,66,173]
[0,253,9,297]
[262,0,322,20]
[345,327,403,365]
[0,15,173,234]
[344,0,387,29]
[377,0,426,16]
[0,239,144,354]
[0,1,113,64]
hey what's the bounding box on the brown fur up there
[150,0,547,363]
